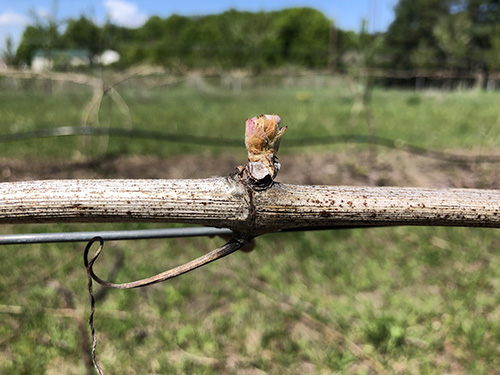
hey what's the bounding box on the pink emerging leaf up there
[244,114,287,179]
[245,114,287,161]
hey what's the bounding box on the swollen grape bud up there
[244,114,287,180]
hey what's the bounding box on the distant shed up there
[31,49,92,72]
[31,49,120,72]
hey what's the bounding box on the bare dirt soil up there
[1,149,499,189]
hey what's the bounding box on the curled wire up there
[84,237,105,375]
[83,235,249,374]
[84,236,248,289]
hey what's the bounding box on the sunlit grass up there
[1,226,500,373]
[1,77,500,373]
[1,77,499,159]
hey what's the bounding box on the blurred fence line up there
[1,67,500,91]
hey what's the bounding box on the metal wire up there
[2,126,500,163]
[0,126,242,147]
[0,227,233,245]
[0,225,392,246]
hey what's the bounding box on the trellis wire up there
[2,125,500,163]
[0,226,233,245]
[0,225,388,245]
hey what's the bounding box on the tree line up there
[12,8,333,70]
[5,0,500,73]
[385,0,500,72]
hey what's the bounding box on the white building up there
[31,49,92,72]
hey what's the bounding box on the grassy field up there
[1,75,500,158]
[1,75,500,374]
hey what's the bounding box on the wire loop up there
[84,236,248,289]
[83,235,249,374]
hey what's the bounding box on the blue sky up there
[0,0,399,51]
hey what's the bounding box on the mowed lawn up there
[1,75,500,374]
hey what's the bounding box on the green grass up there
[1,226,500,373]
[1,77,500,159]
[1,77,500,373]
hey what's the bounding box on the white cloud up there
[104,0,148,28]
[0,11,30,26]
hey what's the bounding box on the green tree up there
[136,14,194,67]
[100,22,136,66]
[138,8,330,69]
[271,8,330,67]
[410,40,439,69]
[465,0,500,68]
[2,36,16,66]
[387,0,500,71]
[15,7,336,70]
[215,10,273,68]
[467,0,500,45]
[16,24,62,66]
[138,16,165,41]
[134,16,168,65]
[385,0,452,68]
[62,16,101,55]
[484,26,500,70]
[15,1,63,67]
[433,11,472,69]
